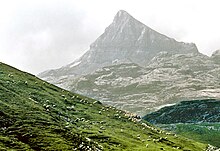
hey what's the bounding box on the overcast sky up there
[0,0,220,74]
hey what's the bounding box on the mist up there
[0,0,220,74]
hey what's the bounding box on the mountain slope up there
[67,52,220,115]
[0,62,208,150]
[39,10,198,81]
[143,99,220,124]
[211,49,220,65]
[143,99,220,147]
[37,10,220,116]
[158,123,220,148]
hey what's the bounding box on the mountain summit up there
[39,10,198,79]
[91,10,197,54]
[113,10,133,24]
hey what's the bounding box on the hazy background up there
[0,0,220,74]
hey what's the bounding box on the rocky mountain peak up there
[39,10,199,80]
[90,10,146,49]
[113,10,132,22]
[90,10,198,54]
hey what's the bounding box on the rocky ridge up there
[68,52,220,115]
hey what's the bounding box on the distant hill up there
[143,99,220,147]
[0,62,208,150]
[143,99,220,124]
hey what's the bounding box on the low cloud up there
[0,1,100,74]
[0,0,220,74]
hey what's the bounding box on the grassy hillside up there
[143,99,220,124]
[158,123,220,148]
[143,99,220,148]
[0,62,208,150]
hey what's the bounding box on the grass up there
[158,123,220,148]
[144,99,220,148]
[0,62,208,150]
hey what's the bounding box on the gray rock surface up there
[211,49,220,64]
[68,52,220,116]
